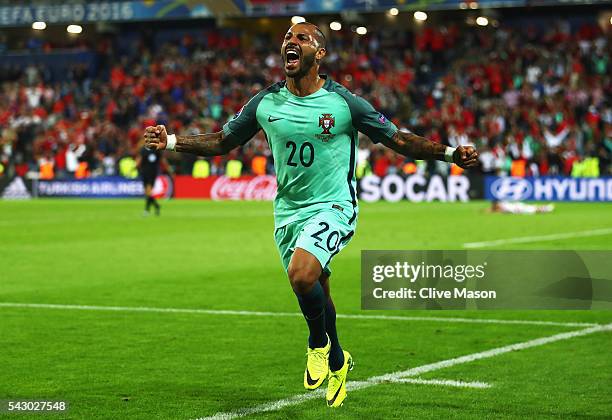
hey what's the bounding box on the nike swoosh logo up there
[268,116,283,122]
[306,368,320,386]
[327,377,345,406]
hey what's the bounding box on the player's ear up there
[316,47,326,61]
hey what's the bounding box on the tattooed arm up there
[143,125,241,156]
[379,130,479,169]
[333,88,479,168]
[173,131,237,156]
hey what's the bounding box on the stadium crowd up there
[0,18,610,180]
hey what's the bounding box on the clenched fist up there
[144,125,167,151]
[453,145,479,169]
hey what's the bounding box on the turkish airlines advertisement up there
[35,176,173,199]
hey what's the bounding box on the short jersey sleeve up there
[222,82,282,146]
[222,94,261,146]
[333,83,398,143]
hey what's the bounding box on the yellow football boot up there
[326,350,353,407]
[303,336,330,390]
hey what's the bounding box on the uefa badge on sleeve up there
[234,105,245,119]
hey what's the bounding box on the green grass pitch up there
[1,199,611,419]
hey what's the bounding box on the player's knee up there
[288,265,319,294]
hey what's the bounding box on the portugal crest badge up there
[318,113,335,135]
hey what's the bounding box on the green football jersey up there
[223,76,398,227]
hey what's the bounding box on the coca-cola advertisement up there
[174,175,277,200]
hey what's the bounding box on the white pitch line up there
[337,313,595,328]
[198,323,612,420]
[463,227,612,249]
[194,378,490,420]
[0,302,597,328]
[389,377,491,389]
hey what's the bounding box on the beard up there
[284,52,316,78]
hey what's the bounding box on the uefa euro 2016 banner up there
[1,0,606,26]
[485,176,612,202]
[34,176,172,199]
[0,1,212,27]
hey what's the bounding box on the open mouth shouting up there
[284,45,301,71]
